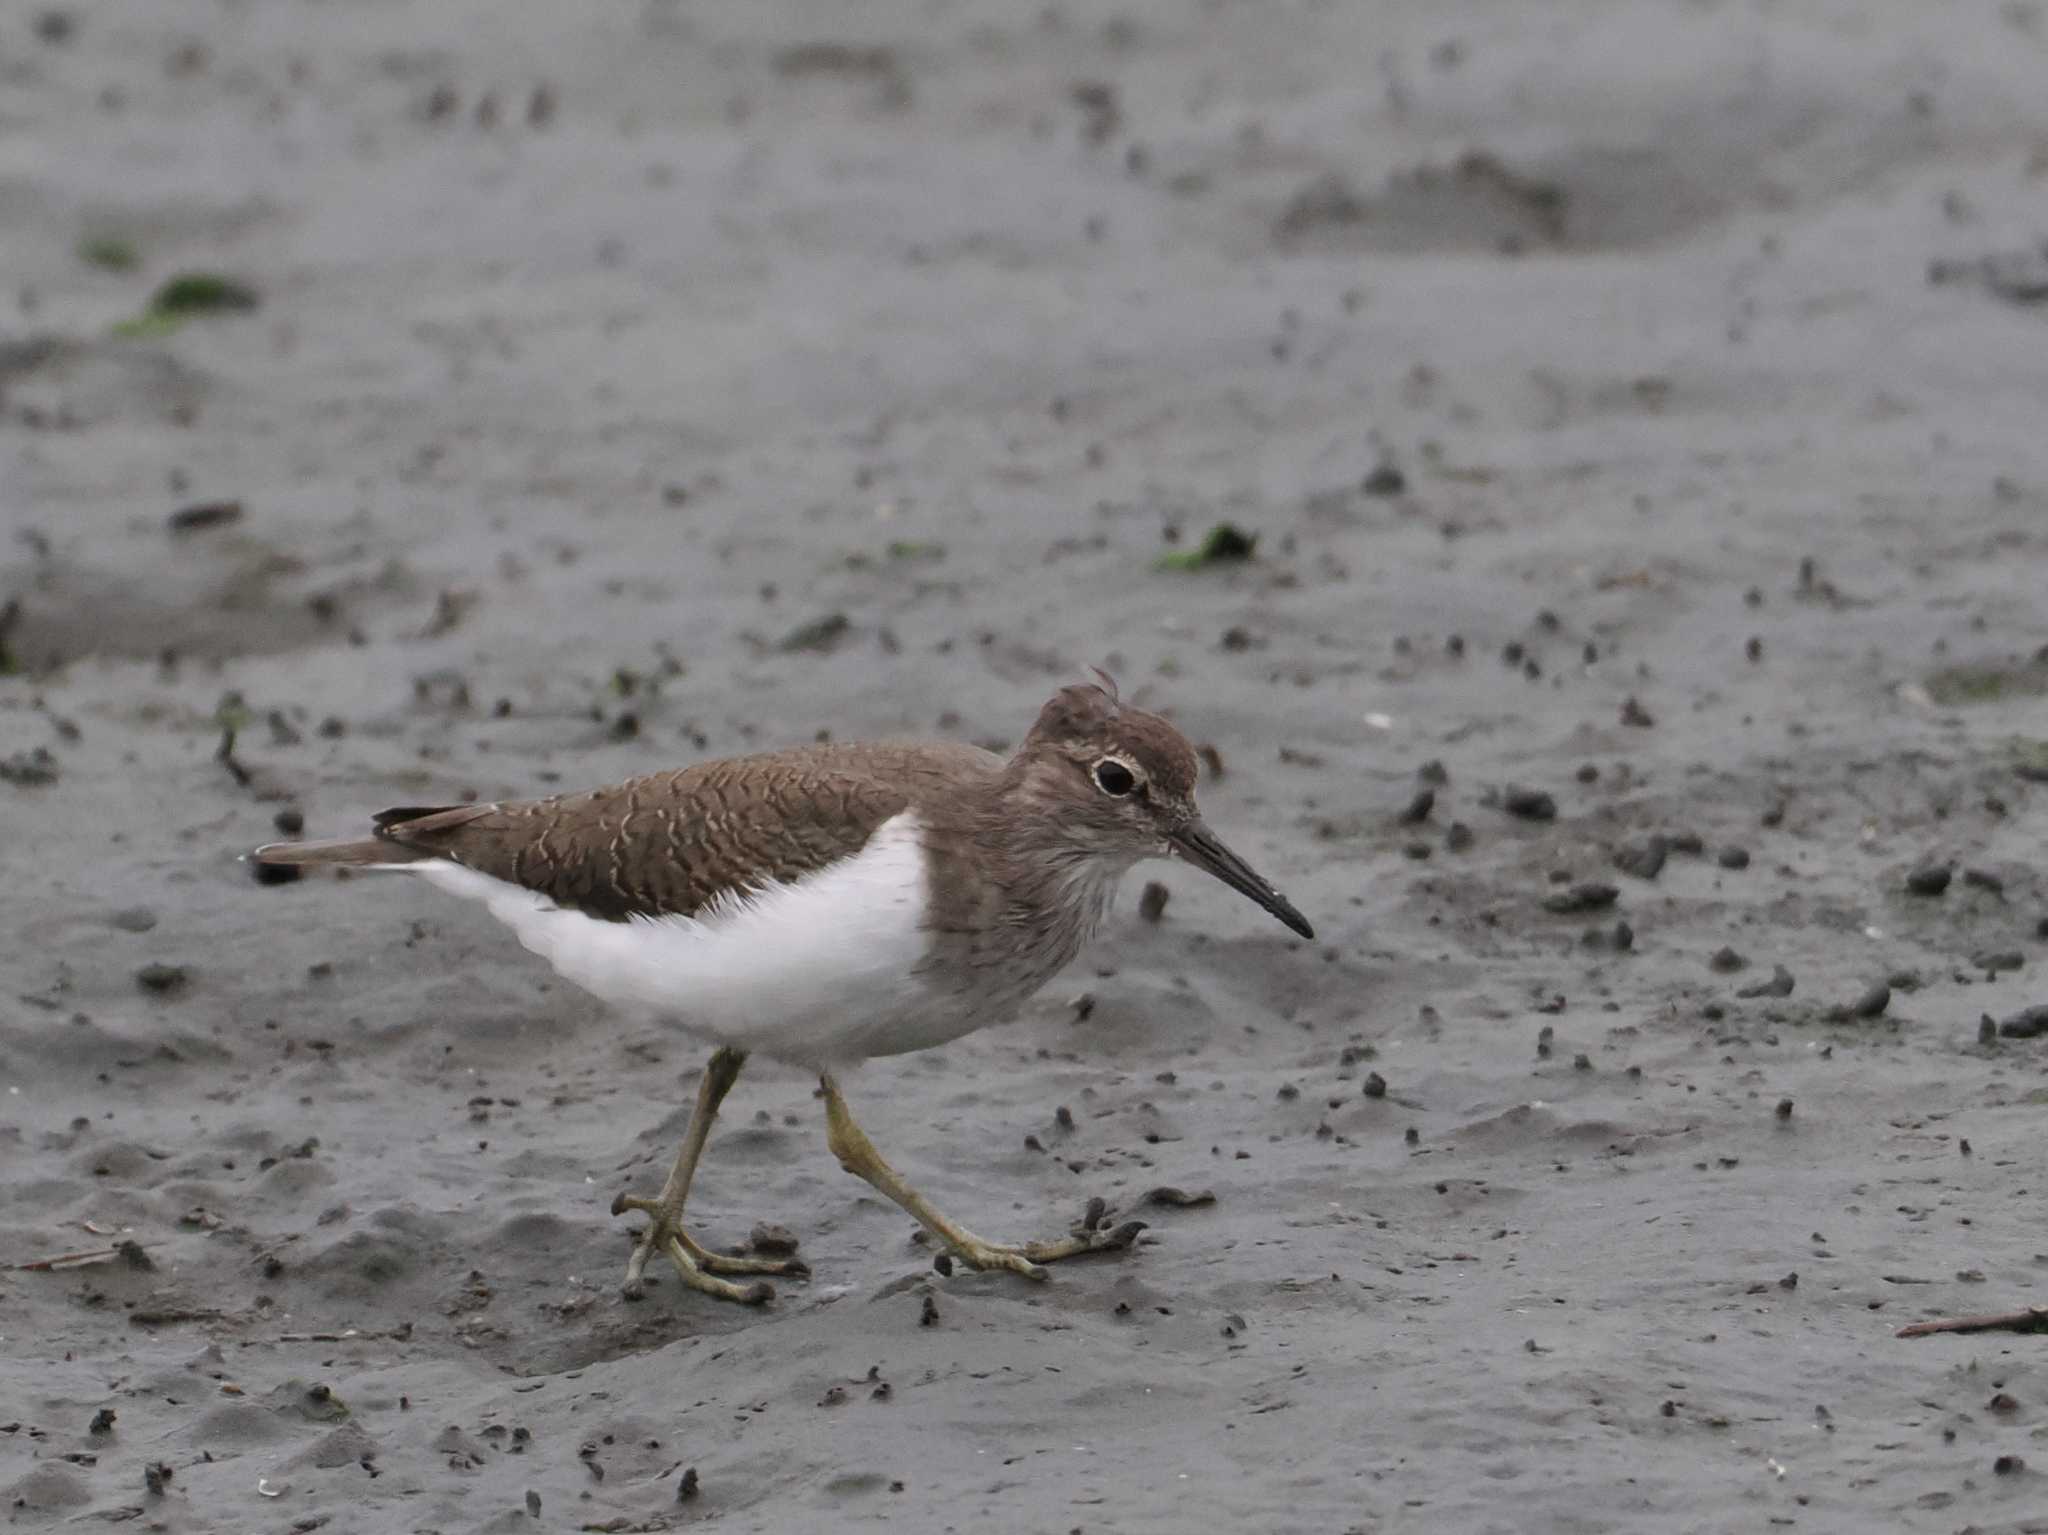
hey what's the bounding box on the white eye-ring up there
[1093,758,1139,797]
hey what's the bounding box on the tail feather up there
[250,837,427,867]
[252,802,481,870]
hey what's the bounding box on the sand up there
[5,2,2048,1530]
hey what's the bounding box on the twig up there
[7,1243,150,1272]
[129,1308,224,1327]
[215,723,252,787]
[1897,1306,2048,1339]
[266,1322,414,1345]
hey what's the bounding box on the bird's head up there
[1008,675,1314,939]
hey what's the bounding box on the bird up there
[251,676,1313,1305]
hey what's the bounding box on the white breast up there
[398,811,947,1065]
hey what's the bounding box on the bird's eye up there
[1093,759,1137,797]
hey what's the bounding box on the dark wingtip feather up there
[372,805,461,831]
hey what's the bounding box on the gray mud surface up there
[6,3,2048,1531]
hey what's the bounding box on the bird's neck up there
[971,767,1132,941]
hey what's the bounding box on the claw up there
[613,1188,805,1304]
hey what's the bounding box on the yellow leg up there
[820,1073,1144,1280]
[612,1047,807,1305]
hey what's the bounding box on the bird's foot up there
[611,1191,809,1305]
[939,1198,1146,1281]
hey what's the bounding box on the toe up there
[980,1248,1048,1281]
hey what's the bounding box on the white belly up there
[400,811,983,1065]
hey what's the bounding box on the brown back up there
[374,740,1000,923]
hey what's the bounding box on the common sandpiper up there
[253,677,1313,1304]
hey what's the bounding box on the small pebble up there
[919,1294,940,1326]
[1997,1005,2048,1040]
[1619,696,1655,728]
[1137,881,1170,923]
[0,747,61,785]
[1399,788,1435,825]
[1737,964,1795,999]
[109,906,158,933]
[1362,462,1406,496]
[1848,982,1891,1019]
[1775,1098,1793,1120]
[1905,862,1952,896]
[1445,822,1474,852]
[167,499,242,533]
[1144,1186,1215,1208]
[1362,1071,1387,1099]
[1613,837,1669,881]
[1572,1053,1592,1071]
[1544,882,1619,914]
[273,807,305,835]
[1716,846,1750,870]
[1501,785,1557,821]
[1709,946,1747,974]
[135,962,189,994]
